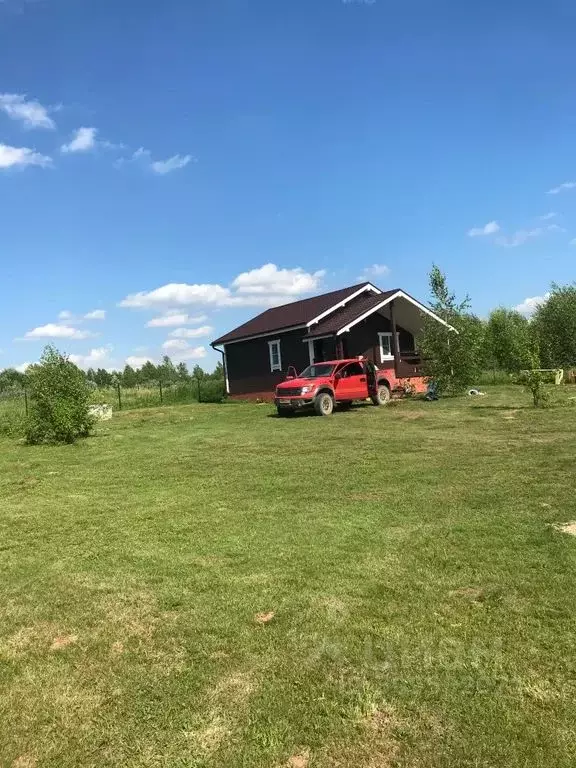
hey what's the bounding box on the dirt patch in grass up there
[555,521,576,536]
[12,756,36,768]
[286,751,310,767]
[254,610,275,625]
[50,634,77,651]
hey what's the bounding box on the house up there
[211,282,449,400]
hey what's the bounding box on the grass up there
[1,386,576,767]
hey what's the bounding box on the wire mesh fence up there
[0,379,226,435]
[96,379,226,411]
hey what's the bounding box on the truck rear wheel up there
[314,392,334,416]
[371,384,391,406]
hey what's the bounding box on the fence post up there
[23,387,29,417]
[196,377,201,403]
[117,383,122,410]
[159,380,163,405]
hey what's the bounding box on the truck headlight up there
[301,385,315,394]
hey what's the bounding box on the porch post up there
[307,339,315,365]
[335,337,344,359]
[389,299,401,375]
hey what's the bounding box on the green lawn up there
[1,388,576,767]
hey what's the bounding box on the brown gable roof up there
[212,282,374,345]
[304,290,398,338]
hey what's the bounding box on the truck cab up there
[274,358,391,416]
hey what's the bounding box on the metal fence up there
[0,380,226,432]
[97,379,226,411]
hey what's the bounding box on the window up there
[378,332,399,362]
[268,339,282,372]
[339,361,364,377]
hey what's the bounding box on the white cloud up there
[547,181,576,195]
[495,224,561,248]
[68,347,110,368]
[125,355,155,368]
[168,325,213,339]
[58,310,73,320]
[126,147,194,175]
[23,323,94,340]
[570,238,576,246]
[146,311,208,327]
[84,309,106,320]
[120,283,231,308]
[172,345,207,361]
[151,154,193,175]
[467,221,500,237]
[0,143,51,169]
[539,212,557,221]
[120,264,325,310]
[514,293,550,316]
[232,263,326,296]
[61,127,97,154]
[162,338,190,351]
[0,93,55,129]
[15,362,31,373]
[357,264,390,281]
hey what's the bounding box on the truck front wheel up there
[314,392,334,416]
[371,384,391,406]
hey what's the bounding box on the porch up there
[303,292,431,379]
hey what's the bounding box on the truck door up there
[335,361,367,400]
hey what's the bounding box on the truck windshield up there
[299,364,335,379]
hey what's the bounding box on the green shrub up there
[198,379,226,403]
[24,346,95,445]
[521,370,550,408]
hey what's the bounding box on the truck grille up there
[276,387,301,397]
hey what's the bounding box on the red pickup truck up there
[274,358,391,416]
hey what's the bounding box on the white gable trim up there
[336,291,456,335]
[306,283,381,328]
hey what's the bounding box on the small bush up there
[521,370,550,408]
[25,346,95,445]
[199,379,226,403]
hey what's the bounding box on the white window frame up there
[378,332,399,363]
[268,339,282,372]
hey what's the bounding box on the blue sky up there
[1,0,576,372]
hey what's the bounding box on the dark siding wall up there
[225,328,310,396]
[345,314,414,367]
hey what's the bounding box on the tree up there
[94,368,113,387]
[485,308,534,372]
[210,360,224,380]
[176,362,189,381]
[86,368,96,383]
[158,355,178,384]
[122,365,138,388]
[0,368,26,392]
[192,364,206,380]
[140,361,158,383]
[418,265,484,394]
[533,284,576,368]
[24,345,94,444]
